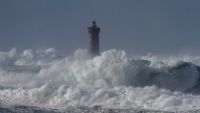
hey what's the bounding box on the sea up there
[0,48,200,113]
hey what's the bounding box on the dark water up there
[1,105,200,113]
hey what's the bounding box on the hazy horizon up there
[0,0,200,56]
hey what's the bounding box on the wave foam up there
[0,48,200,111]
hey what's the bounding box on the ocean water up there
[0,48,200,113]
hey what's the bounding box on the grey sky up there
[0,0,200,56]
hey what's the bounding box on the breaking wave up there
[0,48,200,112]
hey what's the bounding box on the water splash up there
[0,48,200,112]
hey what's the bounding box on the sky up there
[0,0,200,56]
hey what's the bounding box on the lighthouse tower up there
[87,21,100,56]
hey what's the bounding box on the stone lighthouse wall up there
[87,22,100,56]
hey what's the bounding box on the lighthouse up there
[87,21,100,56]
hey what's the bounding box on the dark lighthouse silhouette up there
[87,21,100,56]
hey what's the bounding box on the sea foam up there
[0,48,200,112]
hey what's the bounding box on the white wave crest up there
[0,48,200,111]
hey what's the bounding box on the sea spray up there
[0,48,200,112]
